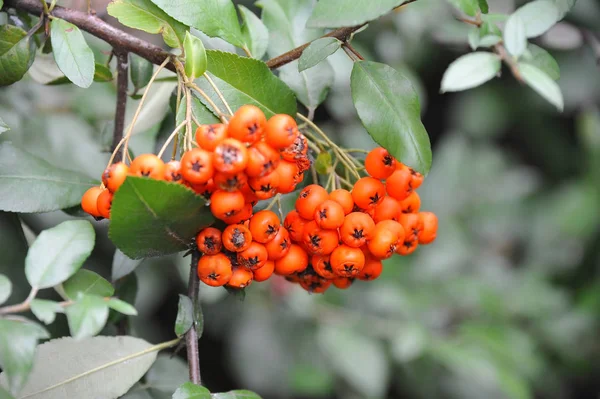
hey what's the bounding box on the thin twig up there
[203,73,233,116]
[157,121,187,158]
[186,251,202,385]
[185,88,193,151]
[0,287,38,315]
[342,42,365,60]
[111,50,128,160]
[186,81,228,123]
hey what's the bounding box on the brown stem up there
[186,250,201,385]
[493,43,523,82]
[342,42,365,60]
[111,50,128,159]
[5,0,177,72]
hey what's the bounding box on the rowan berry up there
[129,154,166,180]
[249,210,280,243]
[399,191,421,214]
[314,200,345,230]
[96,189,113,219]
[102,162,129,193]
[368,222,401,259]
[164,160,183,183]
[209,190,245,220]
[81,186,104,218]
[197,253,232,287]
[284,210,308,242]
[302,220,339,255]
[376,220,405,242]
[281,134,308,162]
[189,179,216,200]
[264,227,291,260]
[365,147,396,179]
[418,212,438,244]
[352,177,385,209]
[397,163,424,189]
[213,171,247,192]
[275,160,301,194]
[295,184,329,220]
[253,260,275,282]
[311,254,337,279]
[221,224,252,252]
[330,245,365,277]
[245,141,280,178]
[274,244,308,275]
[221,203,254,225]
[386,168,412,201]
[332,277,353,290]
[196,123,227,151]
[329,189,354,215]
[248,170,279,200]
[196,227,222,255]
[357,257,383,281]
[213,138,248,174]
[373,196,401,223]
[398,213,423,242]
[339,212,376,248]
[227,267,253,288]
[397,237,418,255]
[265,114,299,149]
[180,148,214,184]
[238,241,268,270]
[227,105,266,144]
[300,277,331,293]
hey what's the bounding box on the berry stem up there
[157,120,187,159]
[203,72,233,116]
[185,87,193,151]
[186,81,229,123]
[186,250,202,385]
[121,57,171,163]
[0,286,38,315]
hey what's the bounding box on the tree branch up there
[112,50,129,159]
[5,0,177,72]
[186,250,201,385]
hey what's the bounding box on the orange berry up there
[302,220,339,255]
[209,190,245,220]
[196,124,227,151]
[248,210,281,243]
[96,189,113,219]
[213,138,249,174]
[245,141,280,178]
[329,189,354,215]
[385,169,412,201]
[248,170,279,200]
[222,224,252,252]
[197,253,232,287]
[164,160,183,183]
[284,210,308,243]
[365,147,396,179]
[129,154,165,180]
[213,171,247,192]
[265,227,291,260]
[102,162,129,193]
[373,196,401,223]
[311,254,336,279]
[339,212,375,248]
[221,203,254,225]
[314,200,345,230]
[196,227,222,255]
[396,238,418,256]
[357,257,383,281]
[330,245,365,277]
[253,260,275,282]
[351,177,385,209]
[368,222,401,259]
[332,277,353,290]
[181,148,214,184]
[281,134,308,162]
[265,114,299,149]
[398,191,421,214]
[398,213,423,242]
[418,212,438,244]
[274,244,308,275]
[275,160,301,194]
[81,186,103,217]
[227,105,266,144]
[295,184,329,220]
[238,241,268,270]
[227,267,253,288]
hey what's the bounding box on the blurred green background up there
[1,0,600,398]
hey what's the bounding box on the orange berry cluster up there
[80,105,309,221]
[279,147,438,293]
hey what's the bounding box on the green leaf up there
[143,354,188,394]
[149,0,245,48]
[504,14,527,57]
[0,274,11,305]
[30,299,64,325]
[109,177,214,259]
[65,294,110,339]
[107,0,187,48]
[212,390,262,399]
[0,143,97,213]
[130,53,153,90]
[25,220,95,289]
[554,0,577,19]
[0,25,35,86]
[315,152,332,175]
[51,18,95,88]
[447,0,479,16]
[239,5,269,59]
[298,38,342,72]
[0,319,49,395]
[0,385,15,399]
[108,274,138,325]
[468,27,480,50]
[195,50,297,117]
[317,326,388,398]
[174,294,194,337]
[112,249,144,281]
[514,0,559,38]
[62,269,114,300]
[521,43,560,80]
[518,63,564,111]
[0,213,28,307]
[93,63,113,82]
[478,34,501,47]
[307,0,405,28]
[0,117,9,134]
[107,298,138,315]
[184,32,208,80]
[351,60,432,174]
[441,52,501,92]
[258,0,331,111]
[478,0,489,13]
[1,336,159,398]
[173,382,211,399]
